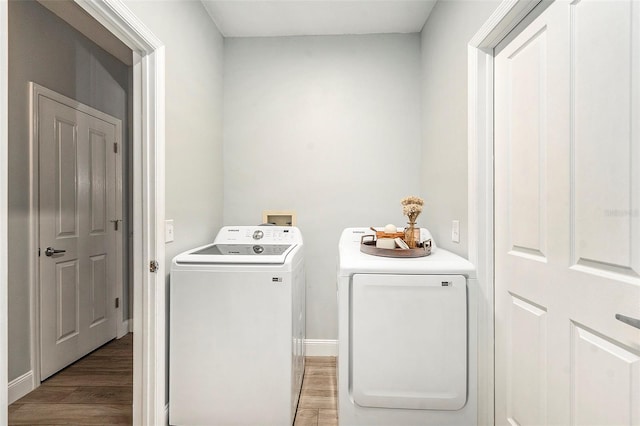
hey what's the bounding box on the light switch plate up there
[165,219,174,243]
[452,220,460,243]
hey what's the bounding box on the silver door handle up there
[44,247,66,257]
[615,314,640,330]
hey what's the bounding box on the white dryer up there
[337,227,477,425]
[169,226,305,426]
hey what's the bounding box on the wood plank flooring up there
[8,333,133,425]
[8,336,338,426]
[294,357,338,426]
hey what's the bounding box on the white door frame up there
[0,1,9,425]
[1,0,166,424]
[467,1,549,425]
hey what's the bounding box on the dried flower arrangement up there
[401,195,424,224]
[401,195,424,248]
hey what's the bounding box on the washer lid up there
[175,243,298,265]
[174,225,304,265]
[193,244,292,256]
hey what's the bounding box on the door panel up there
[39,95,118,380]
[507,295,547,426]
[573,0,637,271]
[55,118,78,237]
[571,324,640,426]
[507,26,547,259]
[56,260,79,343]
[89,130,107,234]
[90,254,107,326]
[495,1,640,425]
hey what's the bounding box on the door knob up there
[615,313,640,330]
[44,247,66,257]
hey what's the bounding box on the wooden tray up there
[360,235,432,258]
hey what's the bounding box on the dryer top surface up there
[338,227,476,278]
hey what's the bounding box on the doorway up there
[1,0,166,424]
[493,1,640,423]
[8,0,132,413]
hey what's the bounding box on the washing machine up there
[337,227,477,425]
[169,226,305,426]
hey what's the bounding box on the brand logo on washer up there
[272,277,283,283]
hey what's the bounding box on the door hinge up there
[113,142,118,153]
[115,297,120,309]
[149,260,159,273]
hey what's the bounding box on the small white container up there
[376,238,396,249]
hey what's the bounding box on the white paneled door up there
[38,95,119,380]
[495,1,640,425]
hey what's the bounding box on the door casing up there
[467,1,548,425]
[0,2,8,424]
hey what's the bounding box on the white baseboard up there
[304,339,338,357]
[8,370,34,404]
[117,319,129,338]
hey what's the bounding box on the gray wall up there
[223,34,422,340]
[123,0,225,269]
[420,0,500,257]
[122,0,224,402]
[8,0,131,382]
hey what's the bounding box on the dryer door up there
[351,274,467,410]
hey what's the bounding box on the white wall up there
[420,0,500,257]
[223,34,422,340]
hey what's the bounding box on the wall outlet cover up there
[165,219,174,243]
[452,220,460,243]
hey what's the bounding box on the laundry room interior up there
[4,0,639,425]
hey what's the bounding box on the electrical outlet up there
[452,220,460,243]
[165,219,174,243]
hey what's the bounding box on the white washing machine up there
[337,227,477,425]
[169,226,305,426]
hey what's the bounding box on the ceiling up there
[201,1,437,38]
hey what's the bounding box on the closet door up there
[495,1,640,424]
[39,95,118,380]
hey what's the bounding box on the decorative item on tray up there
[360,195,430,258]
[360,233,432,258]
[401,195,424,248]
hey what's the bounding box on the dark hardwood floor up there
[8,333,133,425]
[8,335,338,425]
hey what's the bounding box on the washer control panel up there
[214,226,301,245]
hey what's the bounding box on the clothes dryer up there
[169,226,305,425]
[337,227,477,425]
